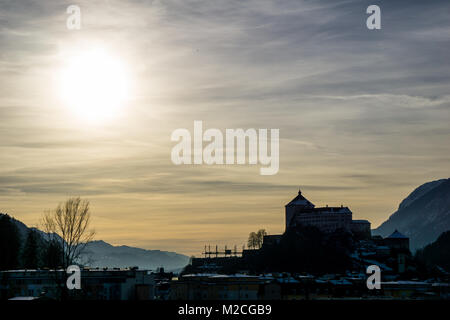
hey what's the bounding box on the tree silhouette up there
[40,198,95,300]
[247,232,258,249]
[415,230,450,275]
[256,229,267,248]
[22,229,41,269]
[41,197,95,269]
[0,214,21,270]
[248,229,267,249]
[43,240,64,269]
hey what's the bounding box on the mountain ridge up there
[374,178,450,251]
[3,214,189,271]
[397,179,446,210]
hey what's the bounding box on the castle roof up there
[285,189,315,208]
[312,206,351,214]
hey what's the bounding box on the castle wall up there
[289,209,352,233]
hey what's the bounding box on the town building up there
[384,230,410,251]
[169,272,449,300]
[170,274,262,300]
[0,268,155,300]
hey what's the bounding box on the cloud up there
[0,0,449,254]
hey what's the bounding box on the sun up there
[58,49,130,122]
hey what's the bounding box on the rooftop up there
[352,220,370,224]
[285,189,315,208]
[387,230,409,239]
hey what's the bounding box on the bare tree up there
[247,232,258,249]
[247,229,267,249]
[41,197,95,269]
[256,229,267,249]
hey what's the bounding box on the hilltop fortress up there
[190,188,411,277]
[285,189,371,238]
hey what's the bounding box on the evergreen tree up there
[415,231,450,274]
[43,239,64,269]
[22,229,41,269]
[0,214,21,270]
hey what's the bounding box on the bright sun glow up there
[58,49,130,122]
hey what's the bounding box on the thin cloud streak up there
[0,0,449,254]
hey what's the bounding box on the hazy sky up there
[1,0,449,255]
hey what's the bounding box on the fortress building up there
[285,189,371,237]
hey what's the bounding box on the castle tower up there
[285,188,315,230]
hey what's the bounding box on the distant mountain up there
[81,240,189,271]
[4,214,189,271]
[374,178,450,251]
[7,215,52,242]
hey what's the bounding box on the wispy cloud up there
[0,0,449,254]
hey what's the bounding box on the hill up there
[374,178,450,250]
[2,213,189,271]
